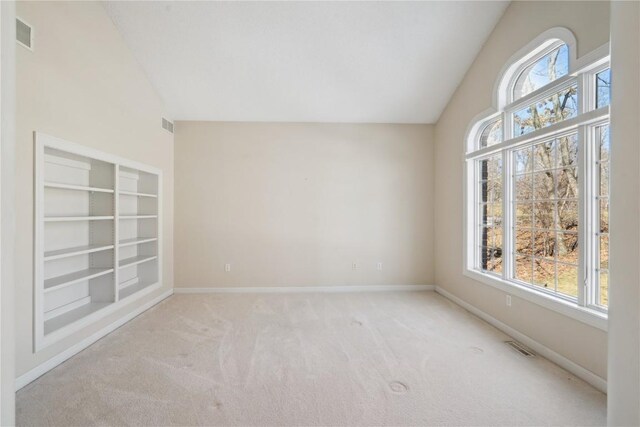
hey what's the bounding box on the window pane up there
[533,141,555,171]
[533,259,555,290]
[477,155,503,273]
[533,171,555,194]
[599,125,610,198]
[480,246,492,270]
[599,272,609,307]
[596,68,611,108]
[513,85,578,136]
[515,203,533,228]
[511,135,579,300]
[480,244,503,275]
[558,200,578,232]
[514,147,533,174]
[485,180,503,204]
[600,199,609,234]
[557,232,579,265]
[480,119,503,148]
[487,252,503,274]
[488,226,503,250]
[514,44,569,100]
[533,231,555,259]
[597,124,610,308]
[479,205,490,225]
[599,125,610,161]
[533,201,554,229]
[556,168,578,200]
[557,134,578,168]
[557,264,578,298]
[600,235,609,270]
[515,255,533,283]
[515,228,533,256]
[515,174,532,200]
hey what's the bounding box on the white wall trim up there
[435,286,607,394]
[15,289,173,391]
[174,284,434,294]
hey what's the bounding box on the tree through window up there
[466,34,610,311]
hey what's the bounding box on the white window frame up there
[463,28,611,331]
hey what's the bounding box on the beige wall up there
[434,1,610,380]
[608,1,640,423]
[175,122,433,288]
[15,2,174,377]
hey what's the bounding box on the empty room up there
[0,0,638,425]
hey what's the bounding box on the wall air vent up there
[16,18,32,50]
[162,118,174,134]
[505,340,535,357]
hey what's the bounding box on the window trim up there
[463,31,611,329]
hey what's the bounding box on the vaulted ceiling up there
[105,1,509,124]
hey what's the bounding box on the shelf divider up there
[119,190,157,198]
[119,237,157,247]
[44,268,114,293]
[44,182,114,193]
[44,216,114,222]
[44,244,114,261]
[119,215,157,220]
[119,255,157,269]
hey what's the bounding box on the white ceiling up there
[104,1,508,124]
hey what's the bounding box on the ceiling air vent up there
[505,340,535,357]
[16,18,32,50]
[162,118,174,134]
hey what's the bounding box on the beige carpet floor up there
[16,291,606,426]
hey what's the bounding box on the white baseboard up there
[15,289,174,391]
[174,284,435,294]
[434,286,607,394]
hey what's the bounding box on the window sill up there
[463,269,608,331]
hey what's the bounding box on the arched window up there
[479,118,503,148]
[465,28,611,316]
[513,43,569,100]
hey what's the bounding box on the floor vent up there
[162,118,174,134]
[16,18,33,50]
[505,340,535,357]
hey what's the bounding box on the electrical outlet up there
[377,262,383,271]
[225,263,231,272]
[506,295,512,307]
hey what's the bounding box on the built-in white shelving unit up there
[34,133,162,351]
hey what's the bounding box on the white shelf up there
[119,281,156,300]
[119,255,157,269]
[119,237,157,247]
[35,133,161,350]
[44,267,114,293]
[44,244,114,261]
[45,182,114,193]
[44,216,114,222]
[119,190,157,198]
[44,302,111,335]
